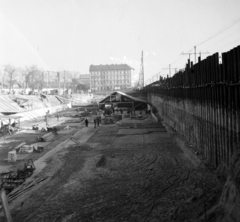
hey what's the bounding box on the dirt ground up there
[0,108,224,222]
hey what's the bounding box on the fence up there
[145,45,240,168]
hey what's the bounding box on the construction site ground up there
[0,108,223,222]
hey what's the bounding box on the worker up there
[94,118,97,128]
[96,117,100,127]
[85,118,89,127]
[11,121,16,127]
[56,114,60,121]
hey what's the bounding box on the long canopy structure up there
[0,115,22,128]
[98,91,149,110]
[0,96,24,113]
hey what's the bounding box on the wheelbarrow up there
[23,159,36,177]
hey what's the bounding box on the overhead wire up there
[147,14,240,85]
[196,14,240,47]
[203,28,240,50]
[219,38,240,52]
[172,14,240,66]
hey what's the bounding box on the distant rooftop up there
[89,64,134,71]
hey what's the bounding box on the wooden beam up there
[0,189,13,222]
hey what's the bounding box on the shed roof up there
[99,91,148,104]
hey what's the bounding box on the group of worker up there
[84,116,101,128]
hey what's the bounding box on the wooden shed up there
[98,91,149,111]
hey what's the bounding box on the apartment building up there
[89,64,134,92]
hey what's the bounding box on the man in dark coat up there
[85,118,89,127]
[96,117,100,127]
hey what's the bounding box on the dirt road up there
[1,113,222,222]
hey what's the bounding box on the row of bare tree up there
[1,64,45,93]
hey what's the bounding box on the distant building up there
[79,74,90,85]
[89,64,134,92]
[72,74,90,93]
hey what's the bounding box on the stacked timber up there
[102,117,114,124]
[14,142,26,151]
[40,132,54,142]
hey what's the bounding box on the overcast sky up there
[0,0,240,84]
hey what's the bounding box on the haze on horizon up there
[0,0,240,84]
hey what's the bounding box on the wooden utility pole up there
[181,47,209,64]
[138,51,144,89]
[47,71,49,90]
[0,189,13,222]
[194,46,197,64]
[162,66,181,77]
[63,70,65,94]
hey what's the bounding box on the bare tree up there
[20,65,37,90]
[4,64,17,93]
[28,68,44,92]
[19,65,45,93]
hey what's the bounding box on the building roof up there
[89,64,134,71]
[99,91,148,104]
[114,91,148,103]
[79,74,90,78]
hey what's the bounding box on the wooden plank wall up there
[145,45,240,167]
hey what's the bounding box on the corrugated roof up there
[99,91,148,104]
[0,96,24,113]
[89,64,134,71]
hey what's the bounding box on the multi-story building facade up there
[89,64,134,92]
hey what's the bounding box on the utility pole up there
[162,66,181,77]
[47,71,49,90]
[181,52,195,61]
[194,46,196,64]
[57,72,60,93]
[181,47,209,64]
[42,71,44,92]
[63,70,65,94]
[138,51,144,89]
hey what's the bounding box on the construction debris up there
[14,142,26,151]
[18,145,33,154]
[102,117,114,124]
[0,177,48,211]
[96,155,106,167]
[47,126,58,134]
[40,132,55,142]
[70,137,81,145]
[64,126,71,130]
[8,150,17,162]
[0,159,36,194]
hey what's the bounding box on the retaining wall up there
[148,93,239,168]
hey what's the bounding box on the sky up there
[0,0,240,85]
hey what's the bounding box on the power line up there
[218,38,240,52]
[204,29,240,51]
[196,14,240,47]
